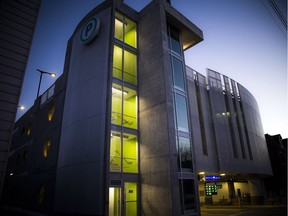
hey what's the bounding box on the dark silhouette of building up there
[0,0,41,200]
[264,134,287,204]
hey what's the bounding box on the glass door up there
[109,182,138,216]
[124,182,137,216]
[109,187,121,216]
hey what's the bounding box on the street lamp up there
[36,69,56,99]
[18,105,25,110]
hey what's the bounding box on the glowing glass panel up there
[109,187,121,216]
[124,182,137,215]
[43,139,51,158]
[111,83,123,126]
[110,131,121,172]
[124,17,137,48]
[123,133,138,173]
[123,87,137,129]
[124,50,137,85]
[113,45,122,80]
[48,103,55,121]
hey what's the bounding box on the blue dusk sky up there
[17,0,287,138]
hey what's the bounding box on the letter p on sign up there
[80,16,100,44]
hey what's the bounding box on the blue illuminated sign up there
[205,175,220,181]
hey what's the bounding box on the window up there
[177,137,192,172]
[124,49,137,85]
[41,84,55,105]
[124,182,137,215]
[110,131,138,173]
[111,83,123,126]
[168,25,181,55]
[109,187,121,216]
[113,45,122,80]
[110,131,121,172]
[180,179,197,214]
[48,103,55,121]
[114,12,137,48]
[27,121,32,136]
[123,87,137,129]
[113,45,137,85]
[172,57,185,90]
[37,185,45,205]
[114,12,123,42]
[109,182,138,216]
[123,132,138,173]
[43,139,51,158]
[111,84,137,129]
[175,94,189,132]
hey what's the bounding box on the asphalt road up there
[201,206,287,216]
[0,205,286,215]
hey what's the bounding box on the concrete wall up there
[3,75,66,214]
[54,6,112,215]
[187,75,219,173]
[138,1,181,215]
[187,69,272,176]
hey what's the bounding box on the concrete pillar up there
[228,180,236,202]
[248,179,266,204]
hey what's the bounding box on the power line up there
[268,0,287,30]
[259,0,287,37]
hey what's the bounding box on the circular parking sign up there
[80,16,100,44]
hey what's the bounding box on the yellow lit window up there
[38,185,45,205]
[111,83,123,126]
[124,17,137,48]
[113,45,122,80]
[124,50,137,85]
[123,87,137,129]
[111,84,137,129]
[48,103,55,121]
[114,12,137,48]
[124,182,137,215]
[27,122,32,136]
[110,131,121,172]
[114,12,124,41]
[110,131,138,173]
[113,46,137,85]
[43,139,51,158]
[109,187,121,216]
[123,133,138,173]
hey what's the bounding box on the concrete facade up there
[0,0,41,200]
[2,74,66,214]
[186,67,272,205]
[54,2,112,214]
[138,1,203,215]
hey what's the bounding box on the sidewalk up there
[201,204,287,209]
[0,206,46,216]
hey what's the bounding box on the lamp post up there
[36,69,56,99]
[18,105,25,110]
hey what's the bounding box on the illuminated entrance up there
[109,182,137,216]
